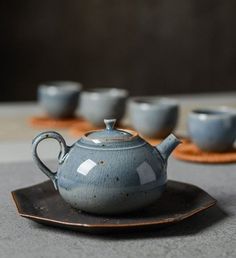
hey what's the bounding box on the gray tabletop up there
[1,159,236,258]
[1,95,236,258]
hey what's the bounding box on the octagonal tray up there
[11,180,216,233]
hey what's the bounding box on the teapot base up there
[59,184,166,215]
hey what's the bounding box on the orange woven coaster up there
[173,139,236,164]
[29,116,85,129]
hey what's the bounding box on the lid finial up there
[104,119,116,130]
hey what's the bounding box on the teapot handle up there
[32,131,69,190]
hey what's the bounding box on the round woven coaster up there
[173,140,236,164]
[29,116,84,129]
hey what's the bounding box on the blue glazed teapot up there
[32,119,181,215]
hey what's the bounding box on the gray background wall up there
[1,0,236,101]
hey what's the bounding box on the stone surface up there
[1,159,236,258]
[1,98,236,257]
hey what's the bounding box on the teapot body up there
[57,142,166,214]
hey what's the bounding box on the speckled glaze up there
[129,97,179,138]
[188,107,236,152]
[32,119,181,215]
[79,88,128,126]
[38,81,82,118]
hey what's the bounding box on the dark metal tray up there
[11,180,216,233]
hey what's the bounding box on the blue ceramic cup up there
[79,88,129,127]
[38,81,82,118]
[188,107,236,152]
[129,97,179,138]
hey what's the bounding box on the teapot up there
[32,119,181,214]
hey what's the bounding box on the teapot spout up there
[156,134,181,162]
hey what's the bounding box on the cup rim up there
[189,107,236,120]
[129,96,178,109]
[81,88,129,98]
[39,81,82,95]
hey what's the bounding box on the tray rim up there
[11,180,217,229]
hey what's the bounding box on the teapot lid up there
[77,119,146,149]
[85,119,133,142]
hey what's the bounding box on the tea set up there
[188,107,236,152]
[129,96,179,138]
[80,88,129,127]
[31,81,236,216]
[38,81,82,118]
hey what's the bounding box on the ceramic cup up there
[188,107,236,152]
[79,88,129,127]
[38,81,82,118]
[129,97,179,138]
